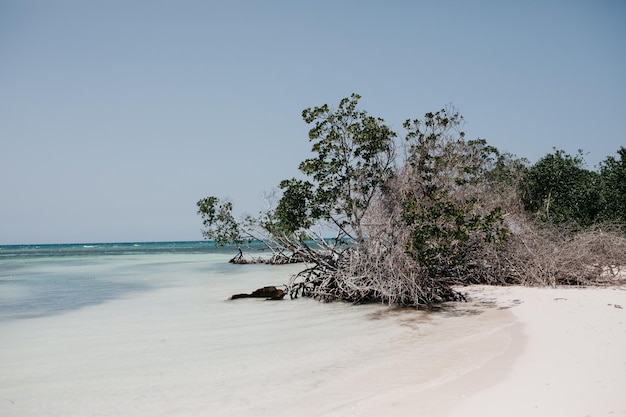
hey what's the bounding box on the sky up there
[1,0,624,245]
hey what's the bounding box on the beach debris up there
[231,286,286,301]
[229,247,305,265]
[229,247,265,264]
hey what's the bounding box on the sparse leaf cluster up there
[196,197,244,246]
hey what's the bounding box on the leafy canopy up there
[598,146,626,224]
[401,107,509,276]
[196,196,245,245]
[521,149,601,227]
[276,93,396,241]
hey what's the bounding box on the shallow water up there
[0,242,516,416]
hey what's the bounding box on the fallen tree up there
[197,95,626,307]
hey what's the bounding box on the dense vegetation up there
[521,148,626,227]
[198,95,626,307]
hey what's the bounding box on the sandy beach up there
[350,285,626,417]
[447,285,626,417]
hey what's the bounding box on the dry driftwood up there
[285,218,626,307]
[229,247,306,265]
[500,223,626,287]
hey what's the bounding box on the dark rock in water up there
[269,290,285,300]
[231,286,285,301]
[250,286,285,299]
[231,293,250,300]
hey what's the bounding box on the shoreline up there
[323,284,626,417]
[2,275,625,416]
[316,287,524,417]
[446,285,626,417]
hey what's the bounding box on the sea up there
[0,241,516,416]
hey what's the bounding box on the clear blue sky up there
[1,0,624,245]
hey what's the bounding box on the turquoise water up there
[0,241,262,320]
[0,241,515,416]
[0,241,249,258]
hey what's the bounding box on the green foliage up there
[401,107,509,276]
[195,95,625,305]
[403,110,481,188]
[272,179,315,234]
[196,196,245,245]
[521,149,601,227]
[403,194,508,274]
[277,93,396,240]
[598,147,626,224]
[484,150,529,188]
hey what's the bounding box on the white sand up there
[446,285,626,417]
[345,285,626,417]
[0,285,516,417]
[2,279,625,416]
